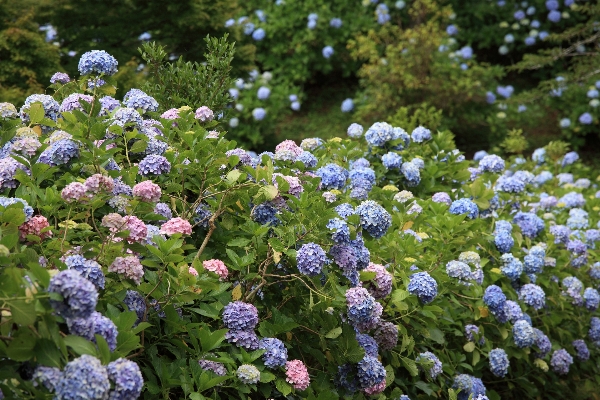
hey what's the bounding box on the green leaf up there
[415,381,434,395]
[227,238,251,247]
[401,356,419,376]
[198,328,227,353]
[260,371,276,383]
[448,388,459,400]
[6,328,37,361]
[95,334,111,364]
[359,271,376,281]
[63,335,97,356]
[9,300,37,326]
[129,140,148,153]
[275,378,292,396]
[472,349,480,366]
[463,342,475,352]
[325,327,342,339]
[34,338,63,368]
[225,169,242,185]
[28,102,45,124]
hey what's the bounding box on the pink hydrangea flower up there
[363,379,386,395]
[194,106,214,122]
[188,266,198,276]
[203,259,228,280]
[132,180,161,202]
[123,216,147,242]
[61,182,86,202]
[272,173,304,197]
[160,217,192,235]
[19,215,52,241]
[84,174,114,194]
[275,140,303,157]
[161,108,180,120]
[109,256,144,284]
[12,137,41,156]
[101,213,125,232]
[285,360,310,390]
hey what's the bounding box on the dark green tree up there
[41,0,255,77]
[0,1,62,104]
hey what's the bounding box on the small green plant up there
[500,129,529,155]
[139,36,235,114]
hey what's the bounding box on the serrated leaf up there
[401,356,418,376]
[463,342,475,352]
[225,169,242,185]
[28,102,45,124]
[275,378,292,395]
[64,335,97,356]
[325,327,342,339]
[9,300,37,326]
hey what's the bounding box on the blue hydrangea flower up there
[225,328,259,350]
[55,355,110,399]
[446,260,472,283]
[316,163,348,190]
[356,333,379,357]
[416,351,443,379]
[78,50,118,75]
[335,203,355,219]
[572,339,589,361]
[533,328,552,358]
[124,90,159,113]
[519,284,545,310]
[67,310,118,351]
[584,288,600,311]
[550,349,573,375]
[560,192,585,208]
[453,374,486,400]
[327,218,350,244]
[199,357,227,376]
[252,28,265,41]
[32,366,62,391]
[19,94,60,129]
[465,325,479,342]
[513,212,544,238]
[479,155,505,172]
[407,272,438,304]
[330,17,342,28]
[401,161,421,186]
[0,196,34,221]
[483,285,506,313]
[123,290,146,326]
[450,198,479,219]
[500,254,522,280]
[357,356,386,389]
[567,208,589,230]
[355,200,392,239]
[513,320,535,348]
[347,123,364,138]
[495,231,515,254]
[322,45,334,59]
[106,358,144,400]
[495,175,526,193]
[349,167,376,191]
[259,338,287,368]
[411,126,431,142]
[335,364,358,394]
[48,269,98,319]
[382,152,402,169]
[138,155,171,175]
[365,122,394,147]
[341,98,354,112]
[65,255,105,290]
[297,243,329,276]
[346,287,381,329]
[222,301,258,330]
[589,317,600,341]
[489,348,509,377]
[297,151,317,168]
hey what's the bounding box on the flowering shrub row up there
[0,49,600,400]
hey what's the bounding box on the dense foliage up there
[1,45,600,400]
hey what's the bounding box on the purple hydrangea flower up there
[489,348,509,377]
[550,349,573,374]
[355,200,392,239]
[138,155,171,175]
[78,50,118,75]
[55,355,110,399]
[296,243,329,276]
[48,269,98,319]
[107,358,144,400]
[407,272,438,304]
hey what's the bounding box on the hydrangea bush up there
[1,49,600,400]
